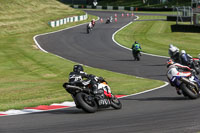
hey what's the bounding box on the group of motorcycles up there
[64,19,200,113]
[167,52,200,99]
[86,17,112,34]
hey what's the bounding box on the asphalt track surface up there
[1,11,200,133]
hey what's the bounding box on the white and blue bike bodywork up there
[167,67,200,99]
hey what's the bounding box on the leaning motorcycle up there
[167,67,200,99]
[63,76,122,113]
[86,24,92,34]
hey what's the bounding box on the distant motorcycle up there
[63,76,122,113]
[105,18,111,24]
[167,65,200,99]
[105,17,113,24]
[86,23,92,34]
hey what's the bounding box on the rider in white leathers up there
[168,44,180,63]
[167,59,195,95]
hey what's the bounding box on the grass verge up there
[0,0,164,111]
[115,15,200,57]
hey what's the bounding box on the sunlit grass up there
[115,15,200,57]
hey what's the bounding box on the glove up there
[191,69,196,75]
[98,77,105,82]
[88,74,95,78]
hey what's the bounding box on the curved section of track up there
[1,11,200,133]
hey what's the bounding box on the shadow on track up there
[122,96,188,101]
[145,64,166,66]
[113,59,135,62]
[37,107,119,115]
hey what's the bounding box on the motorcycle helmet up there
[166,59,174,68]
[135,41,138,44]
[73,65,84,73]
[169,46,179,57]
[169,44,173,48]
[181,50,186,54]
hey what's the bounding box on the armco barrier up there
[48,13,88,27]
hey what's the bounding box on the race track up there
[1,10,200,133]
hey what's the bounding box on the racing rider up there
[167,59,195,95]
[179,50,192,66]
[69,65,112,98]
[168,44,180,63]
[132,41,142,61]
[91,19,95,27]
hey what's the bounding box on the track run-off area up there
[1,10,200,133]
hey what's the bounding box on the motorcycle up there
[191,58,200,74]
[63,76,122,113]
[86,24,92,34]
[167,66,200,99]
[132,50,141,61]
[105,18,111,24]
[105,17,113,24]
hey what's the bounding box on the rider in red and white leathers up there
[167,59,195,94]
[91,19,95,27]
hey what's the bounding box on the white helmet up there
[169,44,173,48]
[169,46,179,57]
[181,50,186,54]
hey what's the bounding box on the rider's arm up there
[174,63,192,71]
[80,71,89,78]
[131,44,134,49]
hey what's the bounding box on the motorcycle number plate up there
[98,99,110,106]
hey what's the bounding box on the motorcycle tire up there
[136,55,140,61]
[180,83,199,99]
[110,96,122,109]
[87,28,90,34]
[76,92,97,113]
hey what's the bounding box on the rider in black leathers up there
[69,65,101,95]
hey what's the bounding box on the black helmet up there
[135,41,138,44]
[73,65,83,73]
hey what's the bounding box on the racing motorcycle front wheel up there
[181,83,199,99]
[110,96,122,109]
[76,92,97,113]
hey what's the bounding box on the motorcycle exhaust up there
[181,77,198,89]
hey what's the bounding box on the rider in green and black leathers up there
[132,41,142,61]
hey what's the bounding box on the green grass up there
[115,15,200,57]
[0,0,164,111]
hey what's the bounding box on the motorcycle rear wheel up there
[76,92,97,113]
[110,96,122,109]
[181,83,199,99]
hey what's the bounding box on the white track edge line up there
[119,82,169,98]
